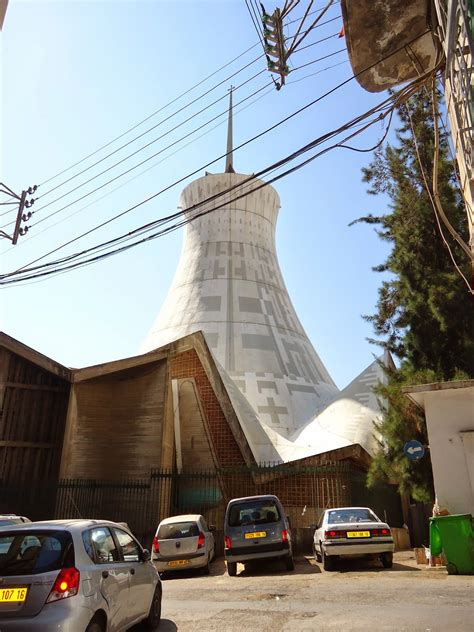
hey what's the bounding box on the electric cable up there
[3,84,276,253]
[2,82,422,283]
[3,29,433,281]
[37,41,264,188]
[32,25,342,214]
[0,111,398,286]
[23,46,345,232]
[30,79,271,229]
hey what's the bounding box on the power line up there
[2,84,276,254]
[25,47,344,232]
[32,30,342,221]
[38,41,263,188]
[0,110,399,286]
[287,58,348,83]
[3,29,433,281]
[3,74,427,282]
[292,47,345,71]
[38,56,263,203]
[30,79,271,229]
[245,0,265,51]
[34,12,341,196]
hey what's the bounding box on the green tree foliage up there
[355,87,473,501]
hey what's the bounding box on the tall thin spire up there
[225,86,235,173]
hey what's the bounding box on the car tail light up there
[324,530,346,539]
[152,536,159,554]
[282,529,289,542]
[197,531,205,549]
[46,567,80,603]
[224,536,231,550]
[371,528,391,537]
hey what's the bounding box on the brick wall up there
[170,349,246,467]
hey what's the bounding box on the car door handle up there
[130,568,135,575]
[102,570,109,579]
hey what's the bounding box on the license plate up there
[244,531,266,539]
[168,560,189,567]
[0,587,28,603]
[347,531,370,538]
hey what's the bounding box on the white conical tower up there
[142,90,339,438]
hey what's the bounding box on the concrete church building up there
[0,96,398,534]
[141,93,389,464]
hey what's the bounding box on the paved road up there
[146,552,474,632]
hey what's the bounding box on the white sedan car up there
[313,507,395,571]
[152,514,215,576]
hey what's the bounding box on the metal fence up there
[1,462,403,550]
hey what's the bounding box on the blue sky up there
[1,0,395,389]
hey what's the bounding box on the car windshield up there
[228,500,281,527]
[158,522,199,539]
[0,530,74,576]
[328,509,379,524]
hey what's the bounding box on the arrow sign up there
[404,440,425,461]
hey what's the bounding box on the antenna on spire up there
[225,86,235,173]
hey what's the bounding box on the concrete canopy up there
[341,0,439,92]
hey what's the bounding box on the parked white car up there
[152,514,215,576]
[313,506,395,571]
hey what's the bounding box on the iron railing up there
[1,462,403,550]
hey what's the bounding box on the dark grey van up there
[224,494,294,576]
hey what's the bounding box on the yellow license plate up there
[347,531,370,538]
[0,587,28,603]
[244,531,266,539]
[168,560,189,567]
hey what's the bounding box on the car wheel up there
[313,543,322,563]
[85,622,104,632]
[203,555,211,575]
[142,585,162,630]
[285,555,295,571]
[380,552,393,569]
[227,561,237,576]
[322,548,334,571]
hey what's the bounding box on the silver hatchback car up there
[152,514,215,575]
[0,519,162,631]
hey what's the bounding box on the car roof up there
[159,514,203,525]
[0,519,131,531]
[324,507,374,512]
[227,494,280,505]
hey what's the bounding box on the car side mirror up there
[209,525,216,532]
[142,549,151,562]
[310,524,317,530]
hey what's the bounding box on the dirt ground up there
[133,551,474,631]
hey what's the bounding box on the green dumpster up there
[430,514,474,575]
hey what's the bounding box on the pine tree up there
[354,87,473,500]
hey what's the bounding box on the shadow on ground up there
[131,618,177,631]
[230,555,321,577]
[159,556,321,580]
[323,556,421,573]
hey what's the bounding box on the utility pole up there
[261,6,290,89]
[0,182,37,245]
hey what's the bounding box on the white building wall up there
[420,385,474,515]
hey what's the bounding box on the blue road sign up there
[404,439,425,461]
